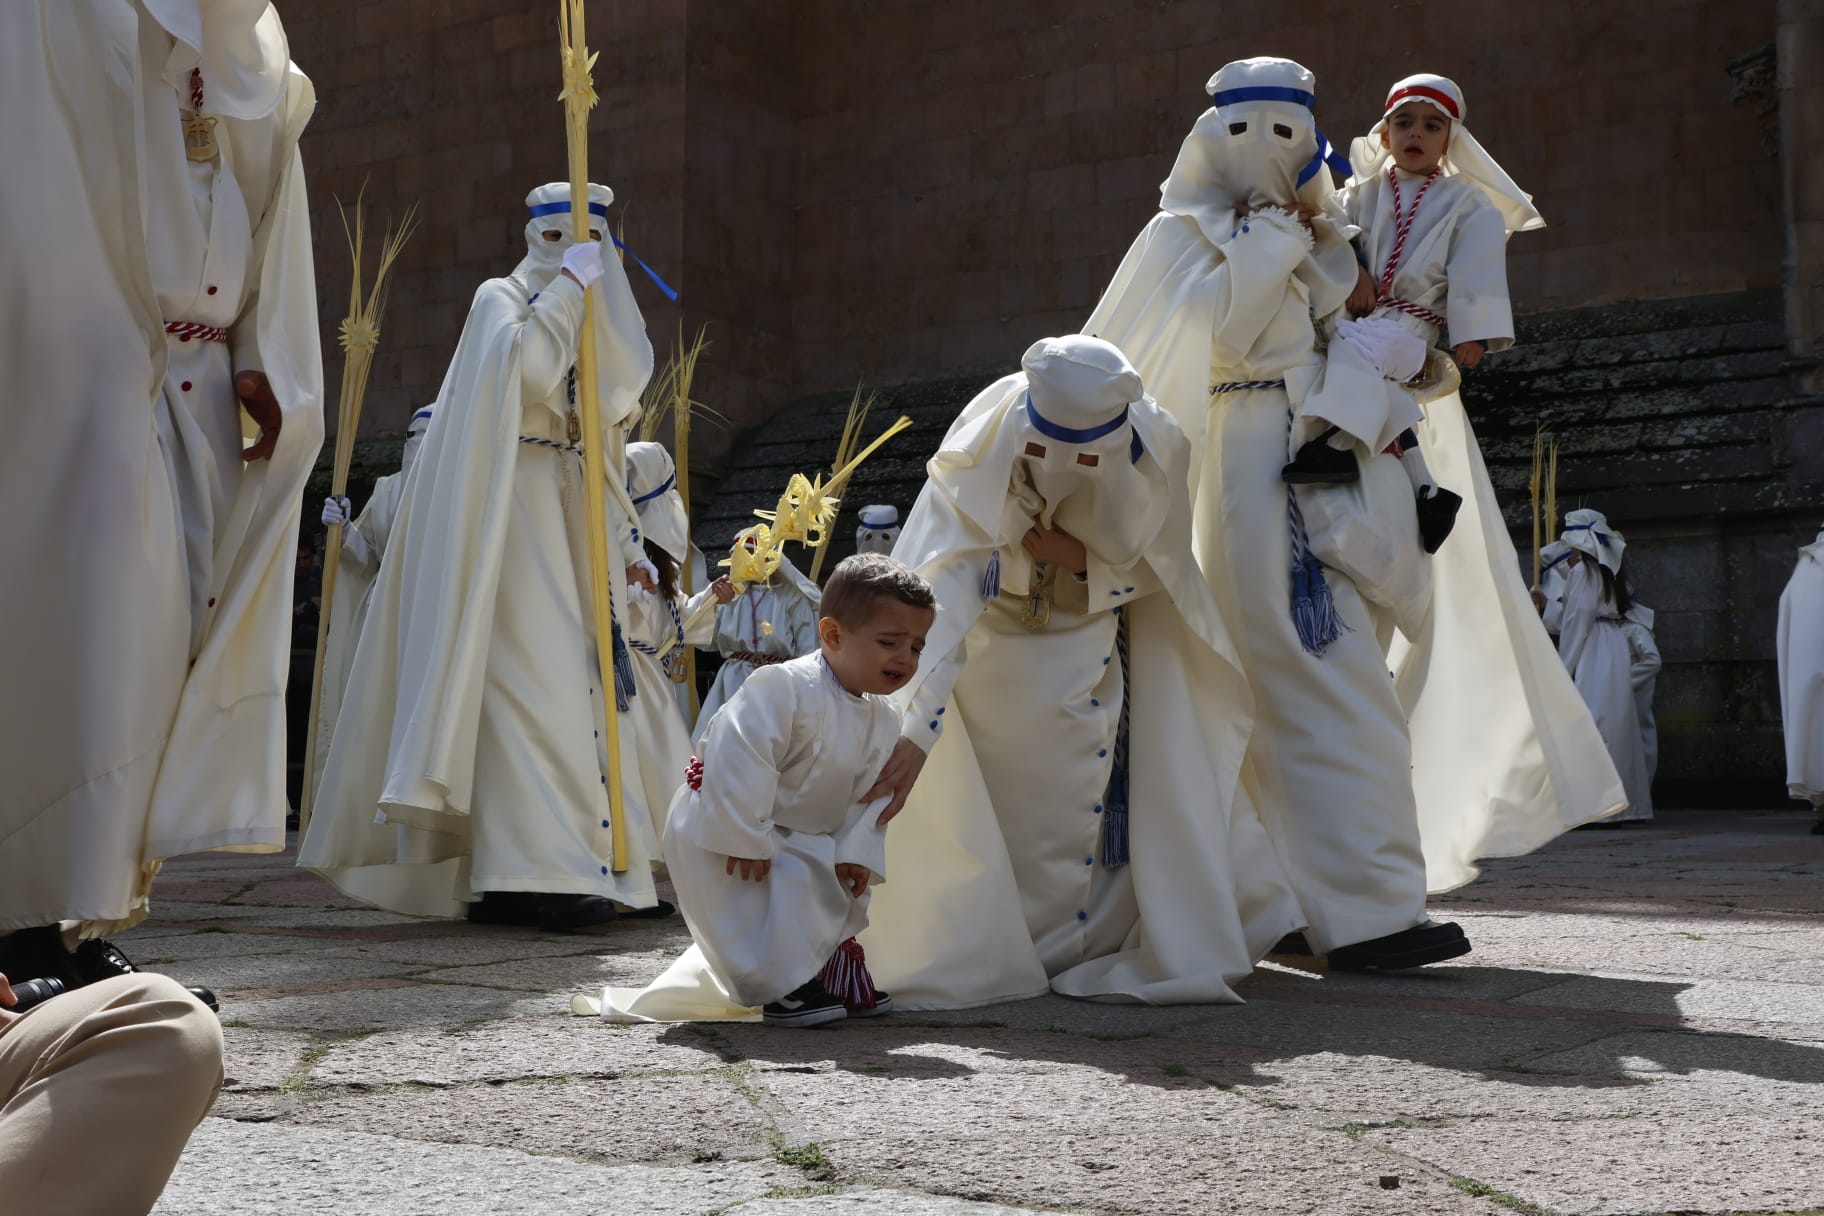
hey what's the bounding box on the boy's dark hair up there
[643,538,680,601]
[820,552,935,626]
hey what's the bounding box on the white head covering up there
[855,505,900,556]
[1348,74,1545,234]
[626,441,690,564]
[401,406,433,473]
[1160,58,1354,241]
[515,182,614,293]
[1560,508,1625,574]
[1539,538,1573,578]
[143,1,289,120]
[1011,336,1167,570]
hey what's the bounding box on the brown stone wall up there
[787,0,1783,396]
[289,0,688,442]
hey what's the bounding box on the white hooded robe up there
[1,1,321,934]
[1778,529,1824,807]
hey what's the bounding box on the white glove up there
[1337,315,1429,384]
[321,495,352,526]
[560,241,605,291]
[627,581,655,605]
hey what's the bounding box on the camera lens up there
[8,977,68,1012]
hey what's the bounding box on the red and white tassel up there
[684,755,704,791]
[818,937,878,1011]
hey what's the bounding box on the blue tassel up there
[1101,788,1130,868]
[1290,555,1345,656]
[982,547,1001,600]
[1101,608,1131,869]
[610,619,637,712]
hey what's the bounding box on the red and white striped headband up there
[1384,82,1461,121]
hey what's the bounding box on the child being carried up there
[1283,72,1544,555]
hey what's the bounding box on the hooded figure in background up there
[1779,522,1824,832]
[623,441,732,844]
[1,2,321,998]
[694,542,823,747]
[1552,510,1650,823]
[312,407,433,789]
[862,336,1298,1008]
[855,505,902,556]
[300,182,663,931]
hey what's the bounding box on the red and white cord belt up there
[165,320,229,344]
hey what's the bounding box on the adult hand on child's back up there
[865,737,928,825]
[725,856,771,882]
[834,863,871,899]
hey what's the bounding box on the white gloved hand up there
[321,495,352,526]
[560,241,605,291]
[627,581,655,605]
[1337,315,1429,384]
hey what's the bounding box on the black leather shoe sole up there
[1327,922,1471,972]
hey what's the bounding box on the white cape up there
[300,244,656,917]
[1779,534,1824,805]
[1,4,321,934]
[862,374,1298,1008]
[1387,391,1629,879]
[311,471,406,793]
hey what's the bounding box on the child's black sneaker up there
[1282,429,1360,485]
[1416,486,1463,553]
[845,991,893,1019]
[762,978,848,1028]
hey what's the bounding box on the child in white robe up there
[693,545,823,747]
[1286,73,1545,555]
[581,554,936,1027]
[1556,510,1652,823]
[623,442,733,847]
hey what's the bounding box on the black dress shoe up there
[465,890,541,926]
[1326,920,1471,972]
[1282,428,1361,485]
[1269,930,1314,956]
[619,899,676,920]
[534,893,621,932]
[1416,487,1463,553]
[72,938,220,1012]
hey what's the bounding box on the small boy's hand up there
[1290,203,1319,230]
[834,863,871,899]
[1453,340,1486,370]
[865,737,929,825]
[1021,524,1087,574]
[711,576,736,604]
[1347,264,1378,317]
[724,855,771,882]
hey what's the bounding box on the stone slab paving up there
[130,809,1824,1215]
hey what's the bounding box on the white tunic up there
[1559,562,1652,821]
[311,471,407,791]
[863,377,1296,1009]
[1,3,322,935]
[693,576,821,746]
[300,243,661,917]
[624,586,718,841]
[1621,603,1661,784]
[1298,172,1512,456]
[584,655,900,1020]
[1779,531,1824,806]
[1087,206,1429,954]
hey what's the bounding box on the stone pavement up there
[137,809,1824,1216]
